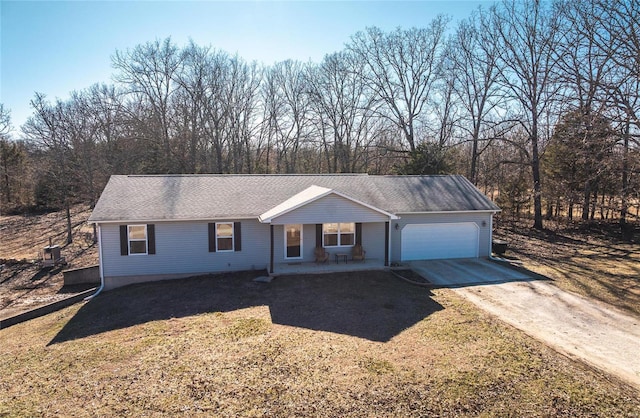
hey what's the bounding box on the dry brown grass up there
[0,205,96,262]
[495,218,640,317]
[0,205,98,319]
[1,271,639,417]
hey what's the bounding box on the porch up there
[274,258,385,276]
[260,185,396,274]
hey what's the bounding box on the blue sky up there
[1,0,493,133]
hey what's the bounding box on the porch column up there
[384,221,389,266]
[270,225,274,274]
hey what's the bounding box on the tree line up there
[0,0,639,239]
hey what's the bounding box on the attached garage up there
[401,222,479,261]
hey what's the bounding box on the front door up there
[285,224,302,259]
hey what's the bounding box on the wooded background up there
[1,0,638,236]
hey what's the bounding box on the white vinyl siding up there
[101,220,269,280]
[270,194,388,225]
[272,222,386,264]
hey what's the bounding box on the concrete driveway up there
[409,258,640,390]
[408,258,532,287]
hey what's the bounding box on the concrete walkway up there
[410,259,640,390]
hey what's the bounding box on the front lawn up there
[1,271,638,416]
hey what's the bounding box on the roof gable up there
[259,185,397,224]
[259,185,332,223]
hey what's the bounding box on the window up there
[128,225,147,255]
[216,222,234,251]
[323,222,355,247]
[120,224,155,256]
[208,222,241,252]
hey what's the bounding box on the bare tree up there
[85,83,131,175]
[22,94,75,244]
[590,0,640,231]
[200,50,232,173]
[262,60,312,173]
[112,38,183,172]
[306,52,379,172]
[0,104,11,139]
[172,41,212,173]
[348,19,448,152]
[0,104,26,207]
[555,0,616,221]
[448,9,513,184]
[222,56,262,173]
[493,0,562,229]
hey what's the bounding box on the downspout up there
[85,223,105,300]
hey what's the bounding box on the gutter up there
[85,224,105,300]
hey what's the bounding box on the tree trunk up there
[1,151,10,203]
[531,126,543,230]
[620,120,630,230]
[590,187,597,221]
[582,180,591,221]
[568,199,574,220]
[65,201,73,245]
[470,134,479,185]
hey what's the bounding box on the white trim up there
[395,210,500,215]
[127,224,148,255]
[260,185,332,223]
[215,222,235,252]
[284,224,303,260]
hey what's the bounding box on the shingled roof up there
[88,174,500,222]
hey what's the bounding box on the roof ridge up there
[124,173,370,178]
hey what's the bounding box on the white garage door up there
[401,222,479,261]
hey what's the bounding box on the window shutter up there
[147,224,156,254]
[208,223,216,252]
[316,224,322,247]
[234,222,242,251]
[355,223,362,246]
[384,221,389,266]
[120,225,128,256]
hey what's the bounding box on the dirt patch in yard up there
[1,271,639,416]
[50,270,442,344]
[0,205,98,319]
[495,218,640,317]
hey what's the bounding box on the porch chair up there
[314,247,330,264]
[352,244,366,262]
